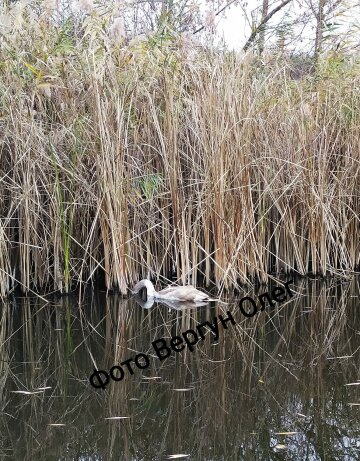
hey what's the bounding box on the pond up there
[1,277,360,460]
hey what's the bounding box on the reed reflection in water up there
[1,277,360,460]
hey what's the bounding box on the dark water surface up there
[1,278,360,461]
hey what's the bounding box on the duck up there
[132,279,214,303]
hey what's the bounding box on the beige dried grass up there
[0,2,359,295]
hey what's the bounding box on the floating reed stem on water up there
[0,3,359,295]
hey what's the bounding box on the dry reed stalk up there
[0,2,359,295]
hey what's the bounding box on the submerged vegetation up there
[0,2,359,295]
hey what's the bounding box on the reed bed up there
[0,3,359,295]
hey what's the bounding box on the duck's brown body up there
[132,279,212,302]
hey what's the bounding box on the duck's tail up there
[207,298,228,304]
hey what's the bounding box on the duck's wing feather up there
[158,286,210,301]
[158,299,209,309]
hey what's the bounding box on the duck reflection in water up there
[133,294,209,310]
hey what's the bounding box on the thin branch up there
[243,0,293,51]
